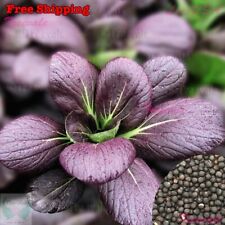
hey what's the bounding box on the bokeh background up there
[0,0,225,224]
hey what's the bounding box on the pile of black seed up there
[152,155,225,225]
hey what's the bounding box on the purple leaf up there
[0,53,16,70]
[198,87,225,127]
[60,138,136,184]
[123,98,225,159]
[128,12,196,58]
[0,51,49,94]
[99,158,161,225]
[13,48,49,89]
[27,169,84,213]
[0,16,30,51]
[0,14,88,55]
[0,115,66,172]
[49,52,98,116]
[0,50,49,90]
[198,87,225,112]
[95,58,152,131]
[65,111,92,143]
[143,56,187,104]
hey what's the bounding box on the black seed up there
[193,208,200,214]
[157,197,164,204]
[198,177,204,183]
[198,203,204,209]
[218,156,224,162]
[199,171,205,176]
[193,172,198,176]
[211,194,217,200]
[187,168,192,174]
[171,196,178,202]
[178,200,183,206]
[211,187,216,192]
[196,155,203,160]
[211,206,218,213]
[206,181,211,187]
[153,155,225,224]
[164,182,171,188]
[152,209,158,216]
[184,208,190,214]
[190,202,197,209]
[216,171,222,177]
[215,200,222,206]
[199,183,205,188]
[183,192,189,197]
[178,207,184,212]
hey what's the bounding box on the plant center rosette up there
[0,53,224,225]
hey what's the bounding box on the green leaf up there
[176,0,225,32]
[88,49,137,69]
[185,83,201,96]
[186,51,225,87]
[87,123,120,143]
[191,0,225,8]
[198,8,225,31]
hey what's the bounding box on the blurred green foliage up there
[177,0,225,32]
[88,49,137,69]
[186,51,225,95]
[176,0,225,95]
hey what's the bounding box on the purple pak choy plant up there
[0,0,197,95]
[0,52,224,225]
